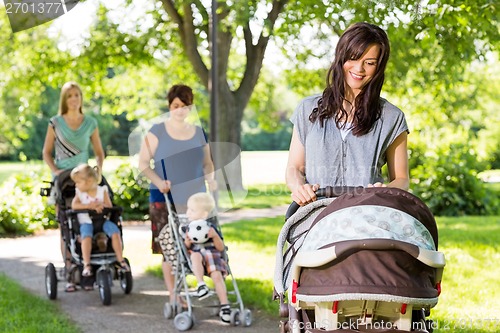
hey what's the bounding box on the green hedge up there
[105,162,150,220]
[0,172,56,235]
[410,143,499,216]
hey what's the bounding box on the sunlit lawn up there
[0,160,45,183]
[0,273,80,333]
[430,216,500,333]
[219,183,291,210]
[0,157,126,184]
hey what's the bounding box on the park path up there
[0,205,288,333]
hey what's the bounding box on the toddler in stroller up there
[70,164,131,280]
[42,164,133,305]
[159,192,252,330]
[183,192,231,322]
[274,187,446,333]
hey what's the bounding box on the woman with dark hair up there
[138,84,217,305]
[286,22,409,206]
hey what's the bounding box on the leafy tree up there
[0,11,71,159]
[1,0,499,192]
[143,0,499,187]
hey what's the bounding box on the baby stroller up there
[158,194,253,331]
[274,187,446,333]
[40,169,133,305]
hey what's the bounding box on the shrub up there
[0,172,56,235]
[106,162,150,220]
[411,143,499,216]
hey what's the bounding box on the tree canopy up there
[0,0,499,213]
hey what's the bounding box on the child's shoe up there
[196,283,210,300]
[219,304,231,324]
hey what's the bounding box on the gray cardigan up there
[291,94,408,187]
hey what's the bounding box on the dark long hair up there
[310,22,390,136]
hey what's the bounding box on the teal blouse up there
[49,115,98,170]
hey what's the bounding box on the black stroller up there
[274,187,445,333]
[40,169,133,305]
[158,194,252,331]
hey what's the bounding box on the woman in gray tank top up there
[286,22,410,206]
[138,84,217,306]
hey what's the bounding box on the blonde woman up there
[42,81,105,292]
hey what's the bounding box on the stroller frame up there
[159,194,252,330]
[41,169,133,305]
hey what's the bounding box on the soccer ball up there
[187,220,211,244]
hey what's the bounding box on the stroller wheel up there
[174,312,193,331]
[119,258,133,294]
[97,270,112,306]
[242,309,253,327]
[230,309,241,326]
[45,263,58,300]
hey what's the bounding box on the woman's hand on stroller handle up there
[290,184,320,207]
[156,180,172,193]
[286,186,363,220]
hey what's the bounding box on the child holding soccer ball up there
[184,192,231,323]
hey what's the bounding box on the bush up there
[411,143,499,216]
[106,162,150,220]
[0,172,56,235]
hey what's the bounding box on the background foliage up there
[0,0,499,227]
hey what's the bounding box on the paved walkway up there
[0,205,288,333]
[218,205,288,224]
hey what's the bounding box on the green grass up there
[485,181,500,194]
[0,157,127,185]
[0,161,45,184]
[0,273,80,333]
[219,183,291,210]
[431,216,500,332]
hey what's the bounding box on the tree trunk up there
[158,0,285,191]
[212,85,245,192]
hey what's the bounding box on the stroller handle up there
[285,186,362,220]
